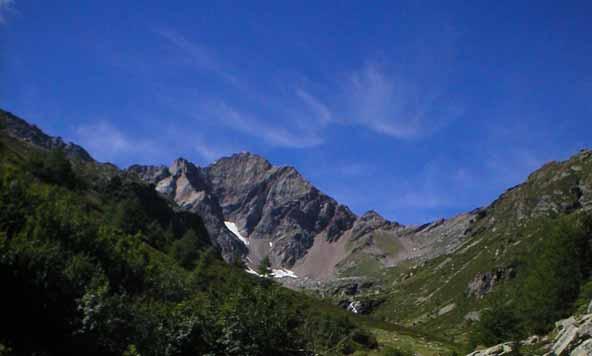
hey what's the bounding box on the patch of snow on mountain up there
[271,268,298,278]
[245,267,262,277]
[224,221,249,246]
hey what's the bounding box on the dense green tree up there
[170,229,202,269]
[471,213,592,345]
[257,255,272,276]
[469,301,523,347]
[517,214,592,333]
[28,148,78,188]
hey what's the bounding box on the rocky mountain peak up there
[213,151,272,171]
[127,164,170,184]
[128,151,360,268]
[360,210,389,223]
[203,152,357,266]
[207,152,273,189]
[169,157,195,175]
[351,210,396,240]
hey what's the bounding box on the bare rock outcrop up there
[351,210,398,241]
[130,153,356,268]
[129,158,247,262]
[466,342,513,356]
[466,307,592,356]
[205,153,357,266]
[466,267,516,298]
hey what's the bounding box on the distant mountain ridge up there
[1,109,480,281]
[129,151,492,283]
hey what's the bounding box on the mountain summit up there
[129,151,358,270]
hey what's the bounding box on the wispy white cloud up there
[194,142,225,162]
[342,62,461,139]
[296,88,332,125]
[154,30,331,148]
[193,135,239,163]
[156,29,238,86]
[74,121,159,165]
[210,102,323,148]
[152,27,461,148]
[76,121,133,153]
[0,0,15,24]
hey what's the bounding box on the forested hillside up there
[0,129,378,355]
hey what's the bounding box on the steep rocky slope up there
[128,159,247,262]
[206,153,357,266]
[129,153,358,269]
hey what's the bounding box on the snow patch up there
[244,267,298,279]
[224,221,249,246]
[347,301,359,314]
[271,268,298,279]
[245,267,262,277]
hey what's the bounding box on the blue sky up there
[1,1,591,224]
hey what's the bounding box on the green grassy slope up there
[360,149,592,347]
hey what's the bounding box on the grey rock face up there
[549,314,592,355]
[466,267,515,298]
[205,152,356,266]
[340,299,383,315]
[552,324,579,356]
[466,343,514,356]
[351,210,397,240]
[521,335,540,346]
[131,151,486,277]
[130,158,247,262]
[571,339,592,356]
[129,153,358,267]
[392,211,478,263]
[127,164,170,184]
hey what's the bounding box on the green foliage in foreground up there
[0,145,375,356]
[258,255,272,276]
[470,213,592,346]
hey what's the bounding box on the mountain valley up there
[1,108,592,355]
